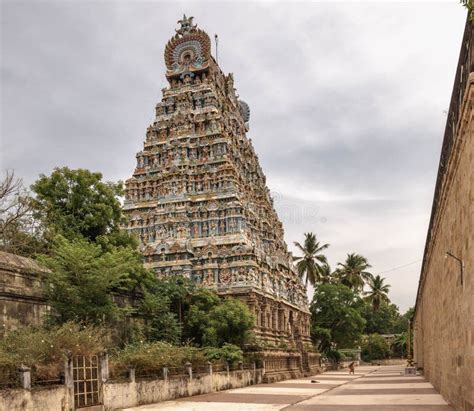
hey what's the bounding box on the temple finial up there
[176,14,197,36]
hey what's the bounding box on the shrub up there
[110,342,208,373]
[204,343,243,364]
[0,322,110,380]
[326,349,342,363]
[361,334,390,362]
[186,297,254,348]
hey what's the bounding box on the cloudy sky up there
[1,1,467,311]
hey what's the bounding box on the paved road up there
[123,365,453,411]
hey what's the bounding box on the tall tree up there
[195,298,254,348]
[39,235,153,325]
[0,170,45,256]
[319,263,334,284]
[337,253,372,292]
[393,307,414,334]
[363,302,400,334]
[310,283,366,349]
[293,233,329,288]
[31,167,130,244]
[364,274,391,311]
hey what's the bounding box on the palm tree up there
[293,233,329,288]
[392,332,407,358]
[337,253,372,292]
[319,263,334,284]
[364,274,391,311]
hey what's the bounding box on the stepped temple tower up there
[124,16,311,346]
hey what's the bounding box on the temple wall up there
[230,291,311,347]
[413,66,473,410]
[0,252,49,337]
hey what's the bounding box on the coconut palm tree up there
[392,332,407,358]
[319,263,334,284]
[293,233,329,288]
[337,253,372,292]
[364,274,391,311]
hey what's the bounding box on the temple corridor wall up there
[413,65,473,411]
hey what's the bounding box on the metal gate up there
[72,355,101,408]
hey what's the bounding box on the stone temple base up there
[247,350,323,383]
[216,288,312,347]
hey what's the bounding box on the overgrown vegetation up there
[361,334,391,362]
[0,322,110,380]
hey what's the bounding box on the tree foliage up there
[392,307,414,334]
[361,334,391,361]
[319,262,334,284]
[183,289,221,345]
[362,302,400,335]
[204,343,243,364]
[310,283,366,349]
[39,235,152,325]
[201,298,255,348]
[31,167,131,244]
[138,290,182,344]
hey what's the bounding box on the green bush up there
[186,297,254,348]
[326,349,342,363]
[110,341,208,373]
[204,343,243,364]
[0,322,110,380]
[361,334,390,362]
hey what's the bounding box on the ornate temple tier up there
[124,15,311,346]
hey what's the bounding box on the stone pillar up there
[100,351,109,383]
[19,365,31,390]
[207,361,213,375]
[185,362,192,380]
[64,354,74,411]
[163,367,168,380]
[128,366,136,383]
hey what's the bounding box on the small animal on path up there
[348,362,355,375]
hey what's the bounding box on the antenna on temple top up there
[214,34,219,64]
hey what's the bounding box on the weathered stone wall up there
[103,369,263,410]
[0,369,264,411]
[0,385,70,411]
[0,251,49,336]
[413,24,474,411]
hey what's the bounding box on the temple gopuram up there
[124,16,311,348]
